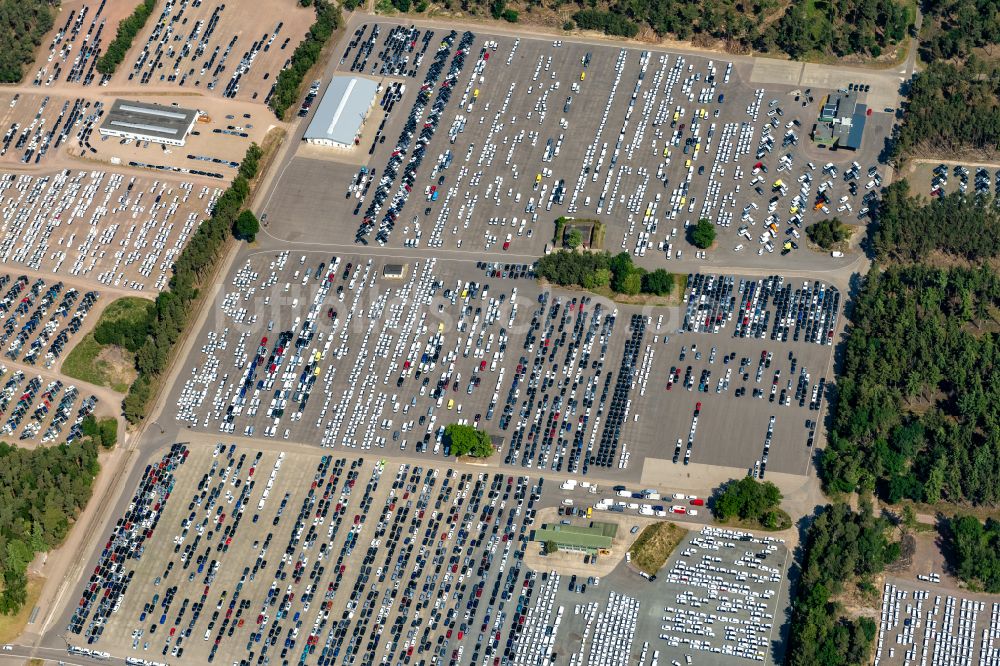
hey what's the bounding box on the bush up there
[92,298,152,353]
[444,424,494,457]
[642,269,673,296]
[537,250,674,298]
[501,8,518,22]
[689,219,716,249]
[234,210,260,242]
[566,228,583,249]
[807,217,850,249]
[96,0,157,75]
[572,9,638,38]
[268,1,343,120]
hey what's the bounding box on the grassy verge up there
[716,508,794,532]
[62,297,150,392]
[628,522,686,575]
[589,284,684,307]
[0,575,43,643]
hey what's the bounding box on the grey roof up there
[304,76,378,146]
[100,99,198,141]
[845,105,868,150]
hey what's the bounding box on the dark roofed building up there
[99,99,199,146]
[812,89,867,151]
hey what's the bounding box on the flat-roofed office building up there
[99,100,199,147]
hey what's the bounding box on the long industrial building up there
[98,99,199,146]
[303,76,378,148]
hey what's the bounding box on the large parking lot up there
[62,440,792,666]
[0,169,222,292]
[28,0,316,104]
[166,248,838,483]
[65,442,551,665]
[265,20,892,271]
[875,579,1000,666]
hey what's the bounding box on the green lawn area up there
[0,575,42,644]
[628,522,687,575]
[61,297,148,393]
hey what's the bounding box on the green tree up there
[807,218,851,249]
[690,219,716,249]
[788,503,900,666]
[713,476,783,524]
[566,228,583,249]
[544,540,559,554]
[642,269,673,296]
[444,424,494,458]
[234,210,261,242]
[620,270,643,296]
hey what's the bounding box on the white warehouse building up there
[303,76,378,148]
[98,99,199,147]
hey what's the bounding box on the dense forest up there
[787,502,899,666]
[0,0,55,83]
[769,0,910,59]
[121,144,264,423]
[268,0,342,119]
[943,515,1000,593]
[378,0,910,59]
[821,264,1000,504]
[872,181,1000,261]
[893,58,1000,159]
[0,440,101,614]
[918,0,1000,61]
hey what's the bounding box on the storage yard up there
[0,170,222,292]
[876,580,1000,666]
[18,10,913,666]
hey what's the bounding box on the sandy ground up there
[100,0,316,103]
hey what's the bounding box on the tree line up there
[386,0,910,59]
[268,0,342,120]
[96,0,156,75]
[872,181,1000,262]
[0,0,55,83]
[788,502,899,666]
[943,515,1000,593]
[120,143,263,424]
[536,250,673,297]
[893,58,1000,159]
[821,263,1000,505]
[0,438,102,614]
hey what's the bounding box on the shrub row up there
[96,0,157,75]
[268,0,342,120]
[121,144,263,423]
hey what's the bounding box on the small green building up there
[532,521,618,554]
